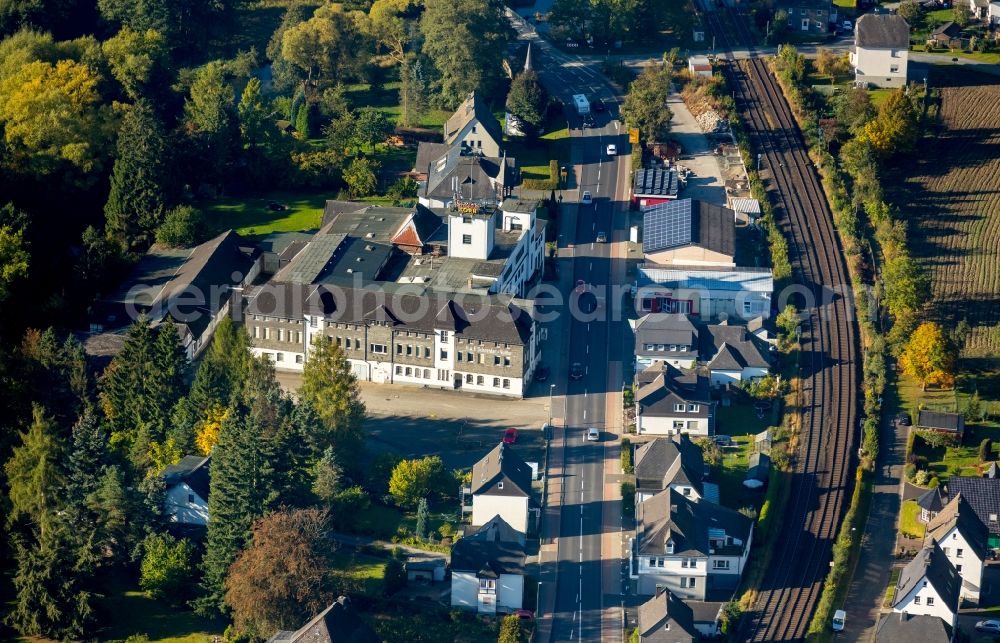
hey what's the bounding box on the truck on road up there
[572,94,590,115]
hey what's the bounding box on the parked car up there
[606,143,617,155]
[593,99,606,112]
[581,191,593,205]
[503,427,518,444]
[583,114,595,128]
[976,620,1000,633]
[832,610,846,632]
[896,413,912,426]
[535,366,550,382]
[575,279,586,294]
[587,427,600,441]
[596,231,607,243]
[268,200,288,211]
[515,609,535,620]
[570,363,584,380]
[714,434,734,447]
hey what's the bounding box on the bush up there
[155,205,206,248]
[383,555,406,596]
[621,438,633,474]
[979,438,992,463]
[388,176,419,198]
[914,469,929,486]
[343,157,380,198]
[139,533,195,603]
[621,481,635,517]
[523,159,560,190]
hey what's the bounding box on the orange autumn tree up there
[194,405,229,456]
[900,322,956,390]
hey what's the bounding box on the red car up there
[575,279,586,294]
[503,427,518,444]
[514,609,535,620]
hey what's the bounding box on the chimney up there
[670,504,678,514]
[655,585,667,598]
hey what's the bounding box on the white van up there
[832,609,846,632]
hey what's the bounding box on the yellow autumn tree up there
[195,405,229,456]
[900,322,956,390]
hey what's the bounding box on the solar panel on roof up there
[643,199,692,253]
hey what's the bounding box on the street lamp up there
[548,384,556,426]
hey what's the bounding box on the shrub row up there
[522,159,560,191]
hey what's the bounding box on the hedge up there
[522,159,560,191]
[621,438,634,474]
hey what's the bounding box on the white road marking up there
[583,409,587,419]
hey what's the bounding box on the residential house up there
[874,613,953,643]
[642,199,736,268]
[637,591,724,642]
[970,0,990,19]
[443,92,503,157]
[990,1,1000,25]
[775,0,835,33]
[916,410,966,441]
[632,168,681,208]
[889,541,961,627]
[701,323,773,387]
[635,265,774,320]
[946,475,1000,547]
[632,489,753,598]
[851,14,910,88]
[89,230,260,361]
[161,455,210,526]
[634,435,715,504]
[925,493,990,602]
[927,22,965,49]
[632,313,699,369]
[687,55,713,78]
[266,596,379,643]
[450,515,526,614]
[469,442,536,536]
[418,145,517,209]
[915,486,947,524]
[635,362,716,437]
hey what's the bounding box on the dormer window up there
[666,540,674,554]
[673,403,685,412]
[498,482,504,490]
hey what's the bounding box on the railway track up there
[700,8,861,641]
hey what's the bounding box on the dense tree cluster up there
[621,60,674,143]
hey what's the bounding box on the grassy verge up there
[203,189,328,237]
[331,550,388,597]
[899,500,926,539]
[881,568,901,609]
[95,588,225,642]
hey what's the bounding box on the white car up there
[581,191,593,205]
[606,144,617,155]
[976,620,1000,633]
[587,427,600,441]
[596,231,607,243]
[832,609,846,632]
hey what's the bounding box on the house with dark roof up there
[946,475,1000,548]
[890,541,961,626]
[701,323,772,387]
[443,92,503,157]
[450,515,526,614]
[634,435,714,504]
[419,145,517,209]
[469,443,537,536]
[390,204,445,255]
[632,313,699,369]
[851,13,910,88]
[632,489,753,598]
[636,264,774,320]
[774,0,835,33]
[927,21,966,49]
[162,455,210,526]
[637,590,698,642]
[642,199,736,268]
[915,486,947,524]
[89,230,260,362]
[635,362,716,437]
[874,612,952,643]
[916,410,965,441]
[266,596,378,643]
[632,168,680,208]
[925,493,989,602]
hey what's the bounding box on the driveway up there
[665,92,727,205]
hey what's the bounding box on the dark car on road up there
[570,363,584,380]
[896,413,912,426]
[535,366,550,382]
[593,99,606,112]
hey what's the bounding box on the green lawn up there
[94,589,225,643]
[899,499,926,539]
[203,189,328,237]
[506,115,570,182]
[344,82,452,130]
[882,568,901,608]
[917,49,1000,65]
[716,433,756,511]
[353,503,406,539]
[869,88,894,108]
[331,550,387,597]
[833,0,856,8]
[716,399,779,437]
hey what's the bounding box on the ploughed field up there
[891,72,1000,356]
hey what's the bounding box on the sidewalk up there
[841,418,909,641]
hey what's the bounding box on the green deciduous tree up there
[281,5,371,90]
[311,446,343,503]
[355,107,394,152]
[420,0,513,105]
[140,532,195,603]
[343,157,380,197]
[104,102,171,249]
[620,61,673,143]
[224,508,337,639]
[499,614,523,643]
[388,455,448,508]
[368,0,418,65]
[506,69,548,134]
[102,26,169,100]
[156,205,207,247]
[299,337,366,464]
[182,61,236,188]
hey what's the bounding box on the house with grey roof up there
[700,323,772,387]
[450,515,526,615]
[642,199,736,268]
[635,264,773,320]
[916,410,965,441]
[634,435,716,504]
[925,493,989,603]
[637,591,724,642]
[632,489,753,598]
[946,475,1000,547]
[635,362,716,437]
[851,13,910,88]
[419,145,517,209]
[774,0,835,33]
[468,443,537,536]
[89,230,260,362]
[874,612,952,643]
[632,313,699,369]
[890,541,961,626]
[266,596,378,643]
[162,455,210,526]
[443,92,503,157]
[916,486,947,524]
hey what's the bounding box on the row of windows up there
[462,373,511,388]
[673,403,701,413]
[253,326,303,343]
[457,352,512,367]
[262,352,304,364]
[642,343,690,353]
[251,315,301,325]
[673,420,701,430]
[912,596,935,606]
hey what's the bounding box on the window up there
[913,596,921,605]
[656,558,664,568]
[471,125,477,134]
[743,301,752,315]
[370,344,387,354]
[467,352,473,362]
[713,559,730,570]
[504,356,511,367]
[956,564,962,573]
[479,578,496,594]
[890,64,899,73]
[466,374,474,383]
[295,355,303,364]
[679,345,687,352]
[674,403,685,412]
[682,558,695,568]
[264,328,271,340]
[503,379,510,389]
[648,557,656,567]
[462,234,472,244]
[493,377,501,387]
[666,541,674,554]
[682,488,691,497]
[477,375,484,385]
[688,404,699,412]
[424,369,431,379]
[801,18,809,30]
[457,352,463,362]
[405,367,412,376]
[956,548,963,558]
[278,329,284,342]
[657,344,665,351]
[497,482,503,490]
[440,349,448,360]
[396,365,403,374]
[439,330,449,341]
[276,353,284,362]
[396,344,403,354]
[673,421,685,429]
[494,355,501,366]
[253,326,259,338]
[462,216,472,223]
[188,493,195,504]
[687,421,698,430]
[669,345,677,352]
[310,316,317,328]
[926,597,935,606]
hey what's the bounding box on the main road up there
[507,11,633,642]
